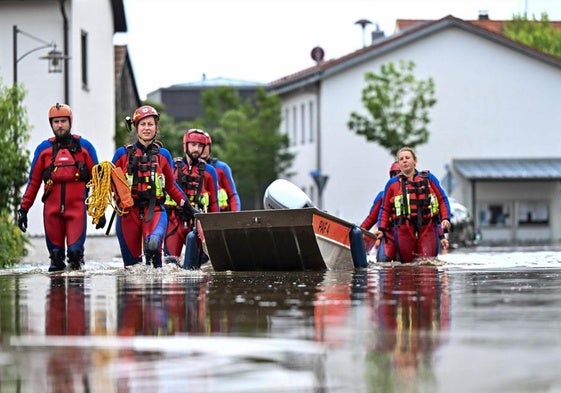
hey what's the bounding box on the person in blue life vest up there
[375,147,451,263]
[111,105,189,269]
[163,128,219,262]
[361,161,401,262]
[200,132,241,212]
[17,103,105,271]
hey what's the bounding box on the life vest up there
[218,188,229,211]
[42,135,89,184]
[392,171,439,229]
[125,143,165,203]
[166,158,208,214]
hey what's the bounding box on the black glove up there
[95,214,107,229]
[17,208,28,233]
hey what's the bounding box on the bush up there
[0,211,28,268]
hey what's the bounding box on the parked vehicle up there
[448,199,480,248]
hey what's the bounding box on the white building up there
[0,0,129,235]
[269,15,561,244]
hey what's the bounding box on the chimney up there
[478,10,489,20]
[371,24,385,43]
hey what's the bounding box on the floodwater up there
[0,237,561,393]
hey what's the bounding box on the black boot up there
[67,250,84,270]
[145,250,162,268]
[48,250,66,272]
[144,237,162,268]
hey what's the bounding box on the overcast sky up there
[114,0,561,99]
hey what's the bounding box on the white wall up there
[0,1,117,236]
[291,26,561,229]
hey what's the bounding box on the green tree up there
[348,60,436,156]
[194,86,294,208]
[0,81,31,267]
[219,88,293,205]
[504,13,561,57]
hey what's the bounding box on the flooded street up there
[0,237,560,392]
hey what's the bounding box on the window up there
[300,103,306,144]
[478,202,512,227]
[308,101,314,143]
[292,106,297,146]
[81,30,89,89]
[518,201,549,225]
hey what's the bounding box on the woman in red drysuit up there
[376,147,450,262]
[112,105,189,268]
[164,128,219,260]
[361,161,401,261]
[17,103,104,271]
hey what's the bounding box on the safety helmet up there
[48,103,73,125]
[132,105,159,127]
[389,161,401,177]
[183,129,207,153]
[203,132,213,155]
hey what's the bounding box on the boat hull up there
[195,208,377,271]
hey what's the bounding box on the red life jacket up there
[42,135,89,184]
[125,143,165,203]
[174,158,206,209]
[393,171,437,229]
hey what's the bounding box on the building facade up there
[269,15,561,244]
[0,0,137,235]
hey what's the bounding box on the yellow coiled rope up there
[86,161,126,224]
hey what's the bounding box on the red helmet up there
[389,161,401,177]
[204,132,212,145]
[132,105,159,127]
[48,103,72,125]
[183,129,207,153]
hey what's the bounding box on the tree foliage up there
[193,86,294,208]
[348,60,436,156]
[504,13,561,57]
[0,81,31,267]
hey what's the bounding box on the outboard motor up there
[263,179,315,210]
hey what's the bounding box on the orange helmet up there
[132,105,159,127]
[48,103,72,125]
[183,129,207,153]
[389,161,401,177]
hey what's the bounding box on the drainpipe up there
[59,0,69,104]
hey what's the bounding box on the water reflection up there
[47,276,86,335]
[368,267,450,391]
[312,267,450,391]
[117,276,208,336]
[0,268,455,392]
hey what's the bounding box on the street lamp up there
[11,25,67,220]
[13,24,66,86]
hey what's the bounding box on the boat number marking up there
[317,219,330,234]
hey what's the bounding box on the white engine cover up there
[263,179,315,210]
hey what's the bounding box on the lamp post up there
[12,25,66,220]
[13,24,65,86]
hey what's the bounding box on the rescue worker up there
[111,105,189,269]
[361,161,401,261]
[164,128,219,261]
[375,147,451,262]
[201,132,241,212]
[17,103,104,271]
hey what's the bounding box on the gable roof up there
[268,15,561,94]
[453,158,561,180]
[395,17,561,35]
